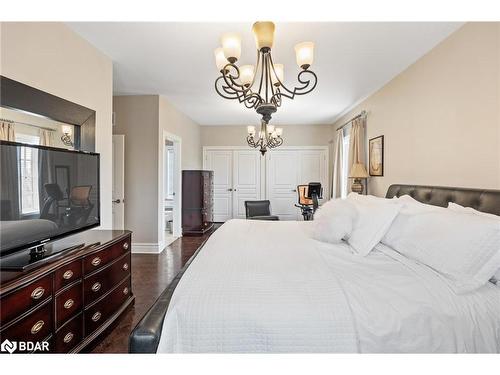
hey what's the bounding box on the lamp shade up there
[349,163,369,178]
[271,64,284,86]
[221,32,241,62]
[239,65,255,86]
[247,126,256,136]
[294,42,314,69]
[62,125,73,136]
[252,21,275,50]
[214,47,228,72]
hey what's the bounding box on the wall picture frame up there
[369,135,384,176]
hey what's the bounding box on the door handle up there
[227,188,233,192]
[112,199,121,203]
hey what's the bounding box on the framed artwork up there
[369,135,384,176]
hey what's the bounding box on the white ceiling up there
[67,22,463,126]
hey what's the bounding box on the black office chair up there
[244,200,279,221]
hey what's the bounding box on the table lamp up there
[349,163,369,194]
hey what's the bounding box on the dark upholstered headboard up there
[385,184,500,216]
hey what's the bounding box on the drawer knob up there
[31,286,45,300]
[122,263,129,271]
[63,332,74,344]
[63,299,74,309]
[123,287,129,295]
[62,270,74,280]
[91,311,101,322]
[31,320,44,335]
[91,282,102,292]
[91,256,101,267]
[123,242,129,250]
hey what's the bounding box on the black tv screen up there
[0,141,100,256]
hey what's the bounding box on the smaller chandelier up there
[214,21,317,155]
[247,121,283,155]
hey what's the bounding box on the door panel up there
[266,151,299,220]
[205,150,233,222]
[112,135,125,230]
[297,150,328,203]
[232,150,261,219]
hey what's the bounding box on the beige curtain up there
[39,129,54,146]
[0,121,16,141]
[331,128,344,198]
[348,117,366,193]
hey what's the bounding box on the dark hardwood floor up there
[91,230,215,353]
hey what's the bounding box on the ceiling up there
[67,22,463,126]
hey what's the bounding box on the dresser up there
[182,170,214,235]
[0,230,134,353]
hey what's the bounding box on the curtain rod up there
[0,118,56,132]
[336,110,367,131]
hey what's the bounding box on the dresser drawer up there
[0,301,53,343]
[0,274,53,325]
[55,313,83,353]
[83,252,130,306]
[84,277,131,336]
[54,259,82,291]
[55,281,82,328]
[83,236,130,274]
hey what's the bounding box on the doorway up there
[161,132,181,248]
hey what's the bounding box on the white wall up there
[333,22,500,197]
[1,22,114,228]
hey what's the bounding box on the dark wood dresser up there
[182,170,214,236]
[0,230,134,353]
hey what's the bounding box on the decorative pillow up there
[448,202,500,284]
[346,194,402,256]
[382,207,500,293]
[309,199,357,244]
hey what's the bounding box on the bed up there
[129,184,500,353]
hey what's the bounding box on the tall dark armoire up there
[182,170,214,236]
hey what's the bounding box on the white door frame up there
[160,131,182,249]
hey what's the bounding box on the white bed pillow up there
[448,202,500,285]
[396,194,446,212]
[309,199,358,244]
[382,207,500,293]
[346,194,402,256]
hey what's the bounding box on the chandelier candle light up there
[214,22,317,155]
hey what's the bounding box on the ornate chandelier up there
[214,21,317,155]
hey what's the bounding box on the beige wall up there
[113,95,202,249]
[1,22,114,227]
[159,96,202,170]
[201,124,333,147]
[113,96,159,244]
[333,22,500,197]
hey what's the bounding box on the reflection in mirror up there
[0,106,76,150]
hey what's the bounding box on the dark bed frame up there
[128,184,500,353]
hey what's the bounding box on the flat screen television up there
[0,141,100,268]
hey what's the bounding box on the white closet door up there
[232,150,262,219]
[266,150,300,220]
[297,149,328,202]
[205,150,233,222]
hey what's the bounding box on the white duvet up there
[157,220,500,353]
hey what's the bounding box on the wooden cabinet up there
[0,230,134,353]
[182,170,214,235]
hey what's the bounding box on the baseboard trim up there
[132,242,163,254]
